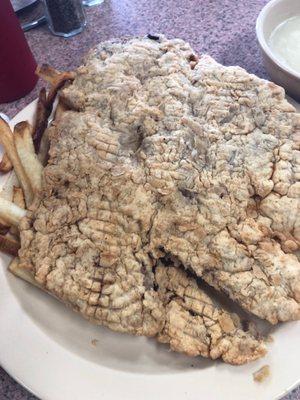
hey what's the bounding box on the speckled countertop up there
[0,1,299,399]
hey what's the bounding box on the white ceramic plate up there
[0,99,300,400]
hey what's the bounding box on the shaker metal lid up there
[11,0,37,12]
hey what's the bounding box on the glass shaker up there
[43,0,86,38]
[0,0,38,103]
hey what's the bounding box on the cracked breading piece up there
[17,33,299,363]
[155,264,266,364]
[12,251,266,364]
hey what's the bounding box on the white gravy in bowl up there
[269,15,300,74]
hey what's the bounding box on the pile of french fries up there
[0,65,74,258]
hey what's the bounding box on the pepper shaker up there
[43,0,86,38]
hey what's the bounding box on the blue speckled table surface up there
[0,1,299,399]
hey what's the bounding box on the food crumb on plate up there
[253,365,270,382]
[91,339,99,347]
[266,335,274,343]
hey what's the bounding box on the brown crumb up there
[91,339,99,347]
[253,365,270,382]
[265,335,274,343]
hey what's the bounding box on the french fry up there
[11,187,25,237]
[37,128,50,166]
[9,258,41,288]
[0,234,20,256]
[1,173,20,240]
[36,64,75,88]
[0,197,26,226]
[0,152,13,173]
[14,121,43,194]
[0,218,10,235]
[36,64,62,85]
[0,118,33,206]
[0,116,13,174]
[36,64,75,108]
[54,98,69,120]
[45,70,75,118]
[33,88,48,152]
[46,80,68,110]
[36,64,75,110]
[33,66,75,152]
[12,186,26,209]
[0,169,20,205]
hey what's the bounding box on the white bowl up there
[256,0,300,101]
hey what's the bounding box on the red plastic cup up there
[0,0,38,103]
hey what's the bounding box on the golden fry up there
[33,88,48,152]
[36,64,75,87]
[37,128,50,166]
[0,119,33,206]
[0,234,20,256]
[0,197,26,226]
[0,170,21,205]
[37,64,75,110]
[11,186,25,236]
[54,98,69,120]
[0,218,10,235]
[14,121,43,194]
[0,153,13,173]
[9,257,41,287]
[34,66,75,152]
[36,64,62,85]
[12,186,26,209]
[45,71,75,116]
